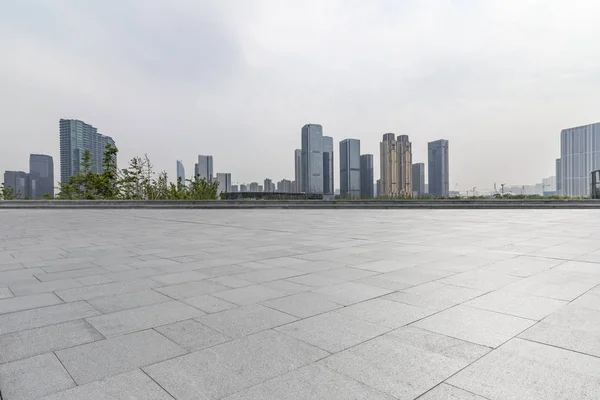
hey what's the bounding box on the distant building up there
[560,123,600,196]
[340,139,361,198]
[301,124,323,194]
[277,179,293,193]
[294,149,302,192]
[360,154,374,198]
[428,139,449,198]
[216,173,231,195]
[59,119,116,184]
[258,185,263,192]
[556,159,562,196]
[264,178,274,192]
[424,183,429,194]
[376,179,381,197]
[3,171,29,199]
[397,135,412,197]
[380,133,397,197]
[249,182,259,192]
[240,184,248,192]
[231,185,239,193]
[176,160,185,186]
[29,154,54,198]
[542,176,557,195]
[322,136,334,196]
[412,163,425,197]
[592,170,600,199]
[195,155,213,182]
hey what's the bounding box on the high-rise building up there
[340,139,361,198]
[59,119,116,184]
[195,155,213,182]
[556,159,562,196]
[360,154,374,198]
[380,133,398,197]
[258,185,263,192]
[3,171,29,199]
[294,149,302,193]
[560,123,600,197]
[216,173,231,195]
[29,154,54,198]
[376,179,381,197]
[428,139,449,198]
[176,160,185,186]
[397,135,412,197]
[301,124,324,194]
[412,163,425,197]
[240,184,248,192]
[249,182,259,192]
[231,185,239,193]
[264,178,273,192]
[277,179,293,193]
[322,136,334,195]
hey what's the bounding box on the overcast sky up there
[2,0,600,192]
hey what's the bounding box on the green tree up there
[1,183,20,200]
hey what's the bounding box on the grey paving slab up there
[448,338,600,400]
[413,305,536,348]
[313,282,393,305]
[212,283,289,305]
[9,279,82,296]
[0,264,24,273]
[155,279,230,300]
[182,293,238,313]
[262,278,313,294]
[151,270,208,285]
[0,353,75,400]
[318,266,380,281]
[276,311,390,353]
[376,267,455,286]
[56,279,160,302]
[39,369,174,400]
[35,267,109,282]
[418,384,488,399]
[87,289,170,314]
[155,319,230,351]
[0,287,12,299]
[75,275,114,286]
[321,326,490,400]
[482,255,564,277]
[439,269,522,291]
[571,291,600,311]
[262,292,342,318]
[464,290,567,320]
[234,267,304,283]
[0,319,104,364]
[198,304,297,338]
[502,270,599,301]
[384,282,486,311]
[0,301,100,336]
[144,330,328,400]
[223,363,395,400]
[286,272,346,288]
[0,292,64,315]
[208,274,254,288]
[337,298,434,328]
[56,329,186,385]
[0,268,44,286]
[86,300,204,337]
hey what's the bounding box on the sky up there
[2,0,600,193]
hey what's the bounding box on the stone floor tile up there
[262,292,342,318]
[439,270,522,291]
[56,329,186,385]
[212,284,289,305]
[151,270,208,286]
[155,280,230,300]
[412,305,536,348]
[0,286,12,299]
[182,294,238,313]
[337,298,433,328]
[208,275,255,288]
[418,383,488,399]
[155,319,229,351]
[0,292,63,315]
[87,289,170,314]
[482,255,564,277]
[502,272,598,301]
[56,279,160,302]
[9,279,82,297]
[35,267,109,282]
[234,267,304,283]
[313,282,392,305]
[75,275,114,286]
[286,273,346,288]
[464,290,567,320]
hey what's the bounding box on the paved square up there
[0,209,600,399]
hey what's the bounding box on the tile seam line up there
[139,369,179,400]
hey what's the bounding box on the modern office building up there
[59,119,116,184]
[195,155,213,182]
[216,173,231,195]
[231,185,239,193]
[560,123,600,197]
[340,139,361,198]
[249,182,259,192]
[29,154,54,198]
[380,133,398,197]
[412,163,425,197]
[294,149,302,193]
[556,159,562,196]
[322,136,334,195]
[428,139,449,198]
[3,171,29,199]
[277,179,293,193]
[176,160,185,186]
[264,178,274,192]
[301,124,324,194]
[240,184,248,192]
[397,135,412,196]
[360,154,374,198]
[376,179,381,197]
[592,170,600,199]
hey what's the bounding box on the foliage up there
[56,144,219,200]
[0,183,21,200]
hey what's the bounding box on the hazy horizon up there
[2,0,600,193]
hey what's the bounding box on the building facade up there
[560,123,600,197]
[240,184,248,192]
[340,139,361,198]
[176,160,185,186]
[294,149,302,192]
[397,135,412,196]
[264,178,273,192]
[380,133,398,197]
[322,136,334,195]
[428,139,449,198]
[3,171,29,199]
[592,170,600,199]
[556,159,562,196]
[412,163,425,197]
[301,124,324,194]
[277,179,293,193]
[29,154,54,198]
[59,119,115,184]
[195,155,213,182]
[360,154,374,198]
[249,182,259,192]
[216,173,231,195]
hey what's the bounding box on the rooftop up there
[0,209,599,399]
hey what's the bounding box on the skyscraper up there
[264,178,273,192]
[380,133,397,197]
[3,171,29,199]
[322,136,334,196]
[412,163,425,197]
[29,154,54,198]
[560,123,600,197]
[301,124,324,194]
[340,139,361,198]
[195,155,213,182]
[59,119,116,184]
[360,154,374,198]
[428,139,449,198]
[556,158,562,196]
[249,182,259,192]
[216,173,231,195]
[176,160,185,186]
[397,135,412,197]
[277,179,293,193]
[294,149,302,193]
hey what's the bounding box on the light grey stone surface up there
[56,329,186,385]
[1,209,600,399]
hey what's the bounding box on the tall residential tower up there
[340,139,361,198]
[360,154,374,198]
[322,136,334,196]
[559,123,600,197]
[396,135,413,196]
[176,160,185,186]
[428,139,449,198]
[301,124,324,194]
[380,133,398,197]
[29,154,54,198]
[195,155,213,182]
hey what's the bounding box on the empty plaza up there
[0,209,599,399]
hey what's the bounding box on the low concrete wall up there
[1,199,600,209]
